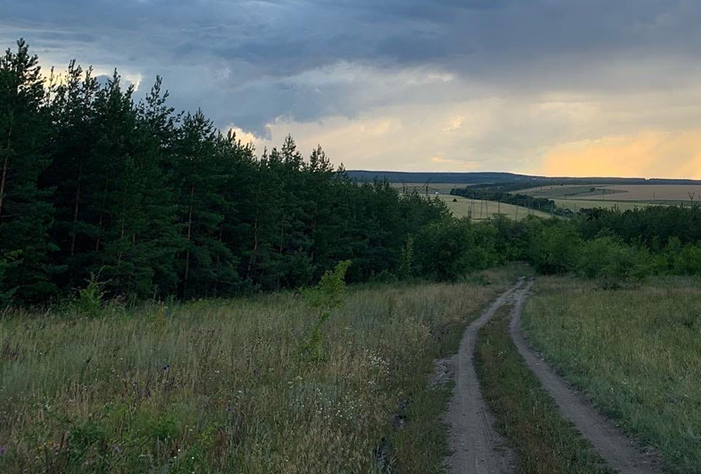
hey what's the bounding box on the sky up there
[3,0,701,178]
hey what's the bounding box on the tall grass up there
[0,266,522,473]
[523,276,701,474]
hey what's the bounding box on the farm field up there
[519,183,701,208]
[592,184,701,201]
[552,198,658,211]
[391,182,473,195]
[523,276,701,474]
[438,195,552,221]
[0,267,524,474]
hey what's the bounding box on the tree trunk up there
[95,178,109,252]
[214,221,224,296]
[70,166,82,256]
[0,124,13,218]
[183,185,195,295]
[0,154,9,219]
[246,183,262,278]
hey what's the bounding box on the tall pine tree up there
[0,39,57,303]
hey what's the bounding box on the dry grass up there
[523,276,701,474]
[0,266,524,474]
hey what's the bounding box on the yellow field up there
[552,199,657,211]
[519,183,701,204]
[438,195,552,221]
[599,184,701,201]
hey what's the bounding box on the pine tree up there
[0,39,57,303]
[86,70,142,295]
[172,110,229,298]
[0,39,459,305]
[275,135,314,287]
[130,77,184,298]
[305,145,337,275]
[43,60,100,291]
[210,130,258,295]
[243,147,285,290]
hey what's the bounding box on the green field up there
[391,182,474,195]
[523,276,701,474]
[391,182,553,221]
[438,195,552,221]
[0,267,522,474]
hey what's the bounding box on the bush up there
[71,273,107,318]
[675,244,701,275]
[414,219,497,281]
[577,236,651,286]
[300,260,352,361]
[529,224,582,275]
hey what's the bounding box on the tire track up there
[509,280,665,474]
[444,280,523,474]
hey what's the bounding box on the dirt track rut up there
[509,280,664,474]
[444,281,523,474]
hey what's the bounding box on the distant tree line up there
[527,205,701,285]
[419,206,701,286]
[0,40,451,305]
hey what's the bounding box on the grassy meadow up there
[0,266,524,474]
[523,276,701,474]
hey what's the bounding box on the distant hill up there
[346,170,701,186]
[345,171,538,184]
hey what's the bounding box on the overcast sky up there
[3,0,701,177]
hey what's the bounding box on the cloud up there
[2,0,701,176]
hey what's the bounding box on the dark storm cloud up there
[2,0,700,134]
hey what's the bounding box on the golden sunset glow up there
[541,130,701,179]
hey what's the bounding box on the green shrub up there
[71,273,107,318]
[577,236,651,286]
[300,260,352,361]
[529,224,582,275]
[673,243,701,275]
[414,219,497,281]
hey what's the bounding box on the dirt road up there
[444,281,522,474]
[509,281,664,474]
